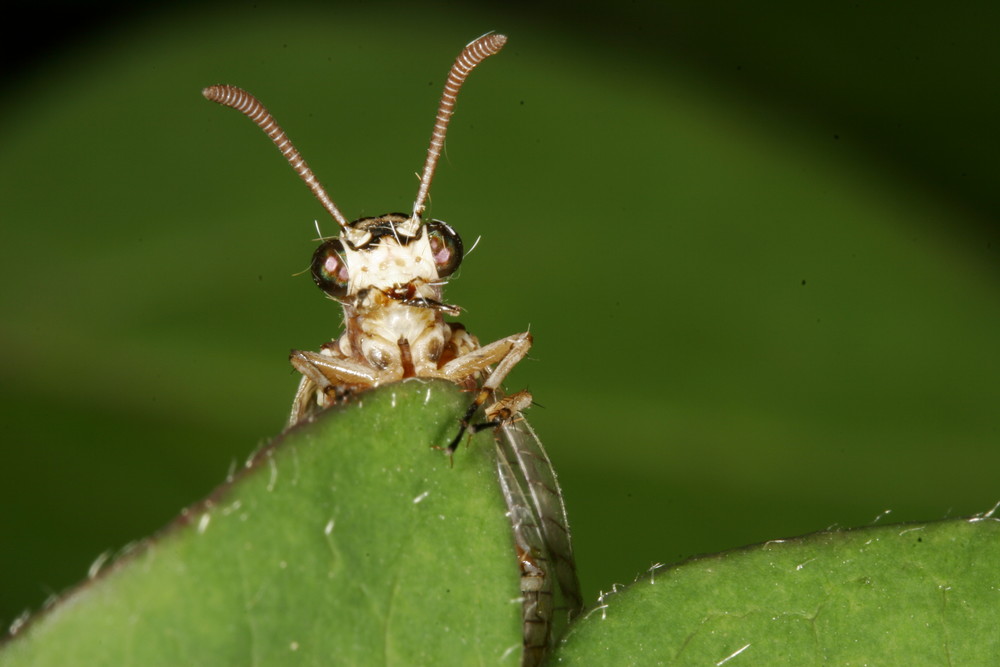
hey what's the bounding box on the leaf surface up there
[554,518,1000,665]
[1,381,522,666]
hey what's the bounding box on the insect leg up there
[438,332,532,452]
[288,375,318,427]
[473,390,534,433]
[287,349,391,426]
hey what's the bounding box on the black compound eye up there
[310,239,350,298]
[425,219,463,278]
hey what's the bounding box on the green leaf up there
[553,517,1000,664]
[0,381,522,665]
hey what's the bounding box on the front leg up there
[437,331,533,452]
[287,349,397,426]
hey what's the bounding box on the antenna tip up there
[469,32,507,55]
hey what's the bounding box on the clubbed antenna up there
[412,33,507,219]
[202,85,350,230]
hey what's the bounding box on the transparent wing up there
[494,413,583,665]
[494,434,553,667]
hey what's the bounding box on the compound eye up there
[311,239,350,298]
[425,219,463,278]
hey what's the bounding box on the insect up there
[203,33,581,664]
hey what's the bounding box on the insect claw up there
[431,427,466,469]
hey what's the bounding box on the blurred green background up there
[2,1,999,628]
